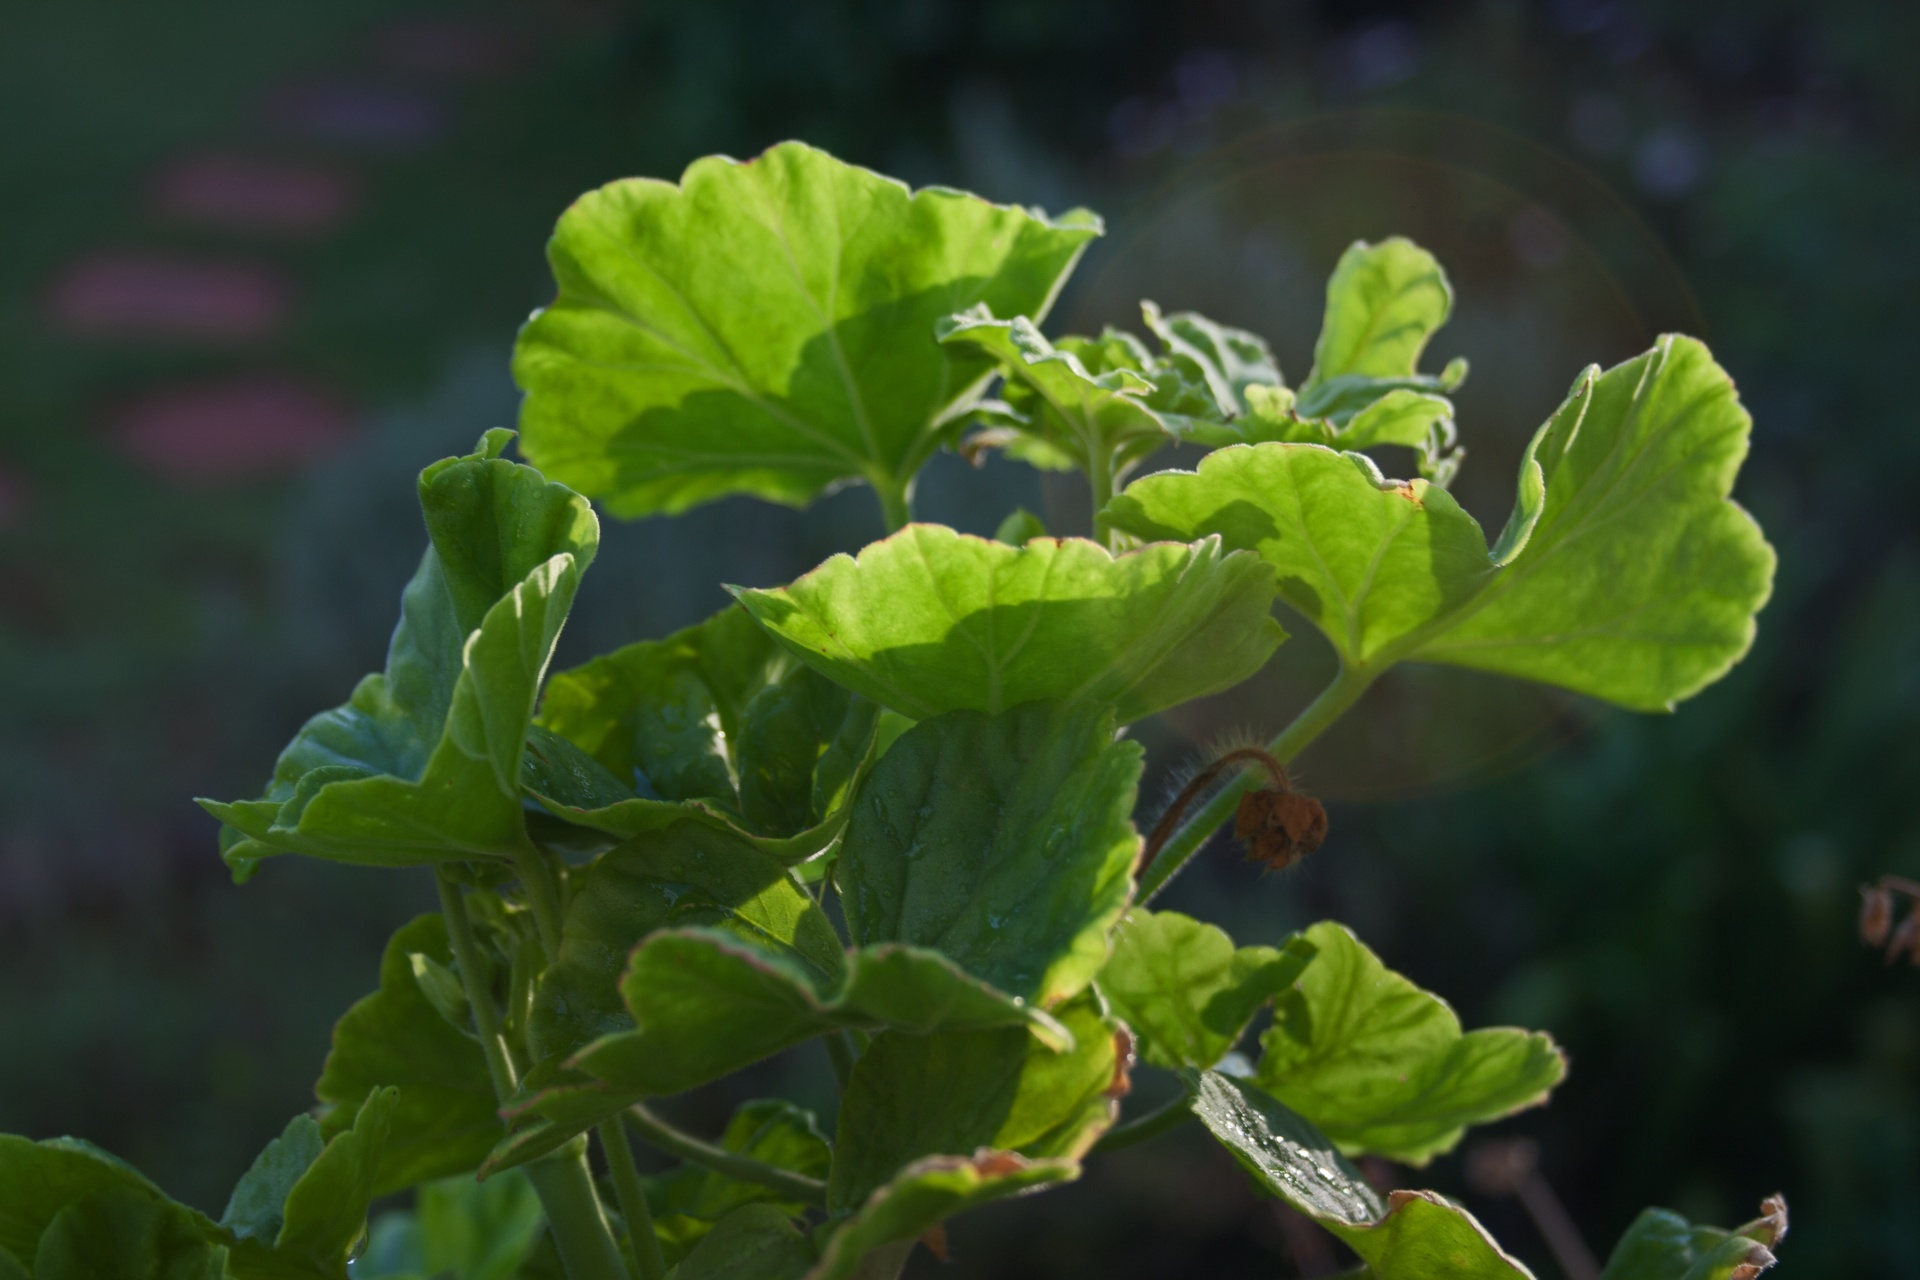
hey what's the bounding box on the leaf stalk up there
[1137,663,1377,902]
[599,1119,667,1280]
[625,1104,829,1207]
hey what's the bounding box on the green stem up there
[513,841,565,961]
[437,868,629,1280]
[1086,445,1116,548]
[524,1141,636,1280]
[826,1031,858,1089]
[625,1105,828,1207]
[1138,663,1378,902]
[434,867,519,1100]
[873,472,913,533]
[1090,1092,1192,1153]
[599,1120,666,1280]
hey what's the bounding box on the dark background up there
[2,1,1915,1275]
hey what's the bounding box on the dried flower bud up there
[1860,884,1895,948]
[1235,787,1327,869]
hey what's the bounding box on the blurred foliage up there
[1,0,1914,1276]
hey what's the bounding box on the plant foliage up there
[1,142,1783,1279]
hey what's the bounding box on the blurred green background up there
[2,1,1914,1275]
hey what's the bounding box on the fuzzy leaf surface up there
[315,916,499,1194]
[1097,910,1315,1071]
[1109,336,1775,709]
[839,702,1141,1009]
[201,433,599,872]
[1255,923,1564,1165]
[1189,1072,1533,1279]
[733,524,1283,724]
[514,141,1100,517]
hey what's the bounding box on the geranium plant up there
[0,143,1786,1280]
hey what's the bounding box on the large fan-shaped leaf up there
[1109,336,1775,710]
[733,524,1283,724]
[514,141,1101,519]
[200,432,599,875]
[1254,923,1564,1165]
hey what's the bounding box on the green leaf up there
[514,141,1101,518]
[992,507,1048,546]
[1188,1071,1532,1279]
[733,523,1284,723]
[1139,300,1283,416]
[525,606,877,860]
[0,1247,23,1280]
[354,1171,546,1280]
[1599,1198,1787,1280]
[0,1135,179,1264]
[528,823,845,1068]
[1110,335,1776,710]
[33,1188,223,1280]
[1096,910,1315,1071]
[270,1086,396,1271]
[673,1205,815,1280]
[649,1100,831,1225]
[221,1116,326,1244]
[839,702,1142,1008]
[201,433,599,874]
[818,999,1121,1273]
[1254,923,1564,1165]
[570,929,1067,1099]
[1298,238,1460,414]
[316,916,499,1194]
[936,308,1170,478]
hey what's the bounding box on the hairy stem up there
[434,866,519,1100]
[625,1104,828,1206]
[1090,1092,1192,1153]
[873,472,914,533]
[437,868,629,1280]
[1138,663,1378,902]
[524,1141,637,1280]
[599,1119,666,1280]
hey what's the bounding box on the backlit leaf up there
[1255,923,1564,1165]
[200,432,599,874]
[1297,237,1464,422]
[1097,910,1315,1071]
[733,524,1283,724]
[1109,336,1775,710]
[514,141,1100,519]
